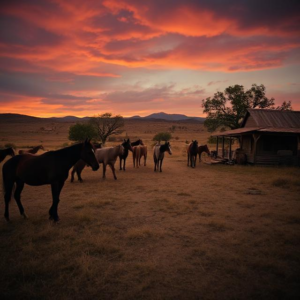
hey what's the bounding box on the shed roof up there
[212,109,300,137]
[242,109,300,128]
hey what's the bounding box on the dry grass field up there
[0,119,300,300]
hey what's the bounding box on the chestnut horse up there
[187,140,198,168]
[2,139,99,222]
[0,147,15,163]
[19,145,44,155]
[153,142,172,172]
[198,145,211,162]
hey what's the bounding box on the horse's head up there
[122,139,133,152]
[138,139,144,146]
[81,139,99,171]
[204,144,211,156]
[165,141,172,155]
[192,140,198,149]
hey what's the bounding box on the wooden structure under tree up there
[212,109,300,165]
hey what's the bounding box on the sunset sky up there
[0,0,299,117]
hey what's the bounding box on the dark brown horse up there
[198,145,211,162]
[2,139,99,222]
[70,143,102,182]
[19,145,44,155]
[0,147,15,163]
[119,139,143,170]
[187,140,198,168]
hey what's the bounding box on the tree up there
[89,113,124,145]
[69,123,97,142]
[153,132,172,142]
[202,84,292,132]
[276,101,293,111]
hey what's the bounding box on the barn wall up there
[255,134,298,165]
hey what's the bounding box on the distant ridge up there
[0,112,205,123]
[130,112,205,122]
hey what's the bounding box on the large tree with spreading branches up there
[202,84,292,132]
[89,113,124,145]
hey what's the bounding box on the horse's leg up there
[199,151,201,163]
[159,159,163,172]
[3,181,14,221]
[14,179,27,219]
[70,167,75,182]
[77,170,83,182]
[108,163,117,180]
[49,181,65,222]
[119,157,122,170]
[144,153,147,166]
[123,157,126,171]
[187,153,189,166]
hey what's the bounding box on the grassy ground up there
[0,120,299,300]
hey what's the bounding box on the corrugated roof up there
[212,109,300,137]
[246,109,300,128]
[211,127,261,137]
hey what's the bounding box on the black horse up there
[187,140,198,168]
[0,147,15,163]
[70,142,102,183]
[119,139,143,171]
[2,139,99,222]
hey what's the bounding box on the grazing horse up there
[153,142,172,172]
[2,139,99,222]
[0,147,15,163]
[198,145,211,162]
[95,145,124,179]
[19,145,44,155]
[70,143,102,182]
[119,139,143,171]
[187,140,198,168]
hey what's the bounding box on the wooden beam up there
[229,137,232,160]
[222,136,225,158]
[216,137,219,157]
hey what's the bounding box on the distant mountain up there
[0,112,205,123]
[0,113,90,123]
[131,112,205,122]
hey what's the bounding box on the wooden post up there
[222,136,225,158]
[229,137,232,160]
[216,136,219,157]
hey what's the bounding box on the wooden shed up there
[212,109,300,165]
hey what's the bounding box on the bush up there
[152,132,172,142]
[69,123,97,142]
[4,143,17,149]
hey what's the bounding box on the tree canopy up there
[153,132,172,142]
[202,84,293,132]
[89,113,124,145]
[68,123,97,142]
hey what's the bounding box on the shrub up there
[4,143,16,149]
[152,132,172,142]
[69,123,97,142]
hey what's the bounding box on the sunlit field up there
[0,119,299,300]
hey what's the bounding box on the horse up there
[70,143,102,183]
[132,145,147,168]
[95,145,124,179]
[19,145,44,155]
[119,139,143,171]
[198,145,211,162]
[153,142,172,172]
[2,139,99,222]
[187,140,198,168]
[0,147,15,163]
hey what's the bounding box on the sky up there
[0,0,299,118]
